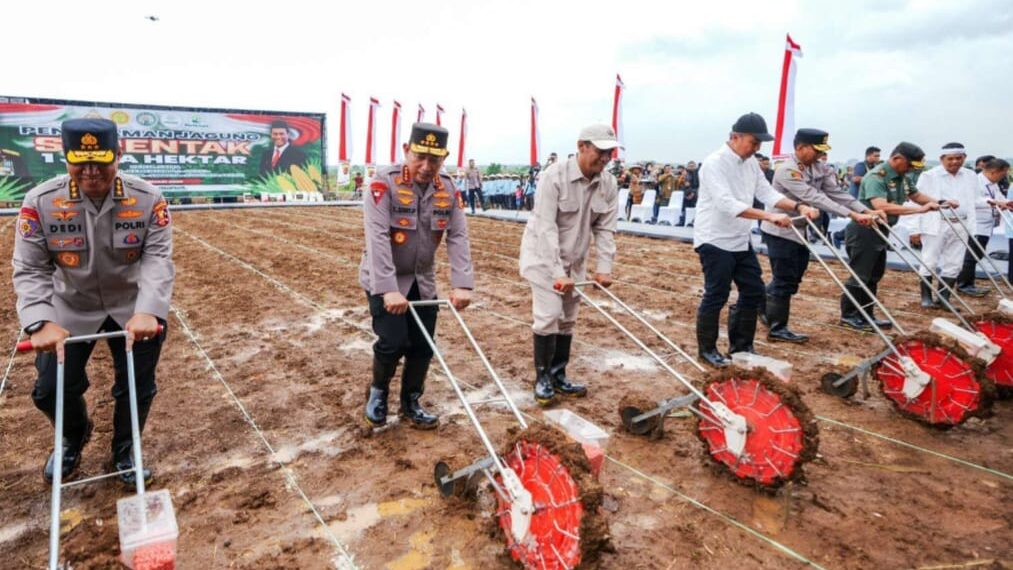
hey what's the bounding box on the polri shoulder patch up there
[370,181,389,204]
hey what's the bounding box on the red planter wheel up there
[975,318,1013,390]
[495,439,584,569]
[696,371,817,489]
[874,337,991,426]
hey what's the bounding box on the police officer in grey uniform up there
[519,124,619,405]
[359,123,474,429]
[13,118,174,487]
[761,128,880,343]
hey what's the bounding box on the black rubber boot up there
[865,283,893,329]
[112,395,153,489]
[937,277,957,307]
[920,277,938,309]
[766,295,809,343]
[696,312,729,368]
[533,334,557,405]
[728,305,759,354]
[549,334,587,397]
[43,396,93,483]
[399,357,438,430]
[365,358,397,427]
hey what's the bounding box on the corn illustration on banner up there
[0,96,327,201]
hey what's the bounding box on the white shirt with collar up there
[913,165,978,236]
[693,143,784,252]
[272,143,289,161]
[975,171,1001,236]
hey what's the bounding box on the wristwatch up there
[24,320,47,335]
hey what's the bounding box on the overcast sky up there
[5,0,1011,166]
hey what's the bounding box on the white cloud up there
[3,0,1010,168]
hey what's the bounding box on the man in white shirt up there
[957,158,1011,296]
[694,113,818,368]
[912,143,975,308]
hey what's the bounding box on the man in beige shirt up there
[519,124,619,405]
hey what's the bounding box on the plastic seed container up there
[544,409,609,447]
[731,352,793,382]
[117,489,178,570]
[543,409,609,478]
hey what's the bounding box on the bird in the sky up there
[145,15,159,22]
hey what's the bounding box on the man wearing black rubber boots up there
[359,123,474,429]
[839,142,941,331]
[519,124,619,405]
[762,128,879,343]
[13,119,175,487]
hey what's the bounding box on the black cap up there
[794,128,831,151]
[731,112,773,142]
[891,142,925,169]
[408,122,449,157]
[61,118,118,164]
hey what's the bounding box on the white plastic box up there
[117,489,178,570]
[730,352,793,382]
[543,409,610,448]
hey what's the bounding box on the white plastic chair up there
[656,193,683,226]
[617,188,630,221]
[629,190,656,223]
[684,207,696,226]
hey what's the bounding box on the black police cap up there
[794,128,831,151]
[61,118,118,164]
[408,122,449,157]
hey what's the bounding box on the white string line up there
[275,207,935,319]
[0,330,24,402]
[207,211,1010,478]
[607,455,828,569]
[221,211,839,363]
[175,216,837,567]
[0,217,24,401]
[170,305,359,569]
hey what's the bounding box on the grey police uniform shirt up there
[761,155,867,244]
[359,164,475,298]
[519,157,618,287]
[13,173,175,336]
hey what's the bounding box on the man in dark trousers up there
[258,119,308,176]
[693,113,818,367]
[839,143,941,331]
[359,123,474,429]
[13,118,175,487]
[762,129,879,343]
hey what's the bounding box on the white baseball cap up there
[578,123,621,150]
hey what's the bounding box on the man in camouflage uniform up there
[13,118,174,487]
[359,123,474,429]
[839,142,941,331]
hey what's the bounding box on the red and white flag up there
[417,103,425,123]
[611,74,625,160]
[457,108,467,170]
[365,97,380,166]
[390,100,402,164]
[435,104,445,126]
[772,34,802,159]
[530,97,541,166]
[338,93,352,164]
